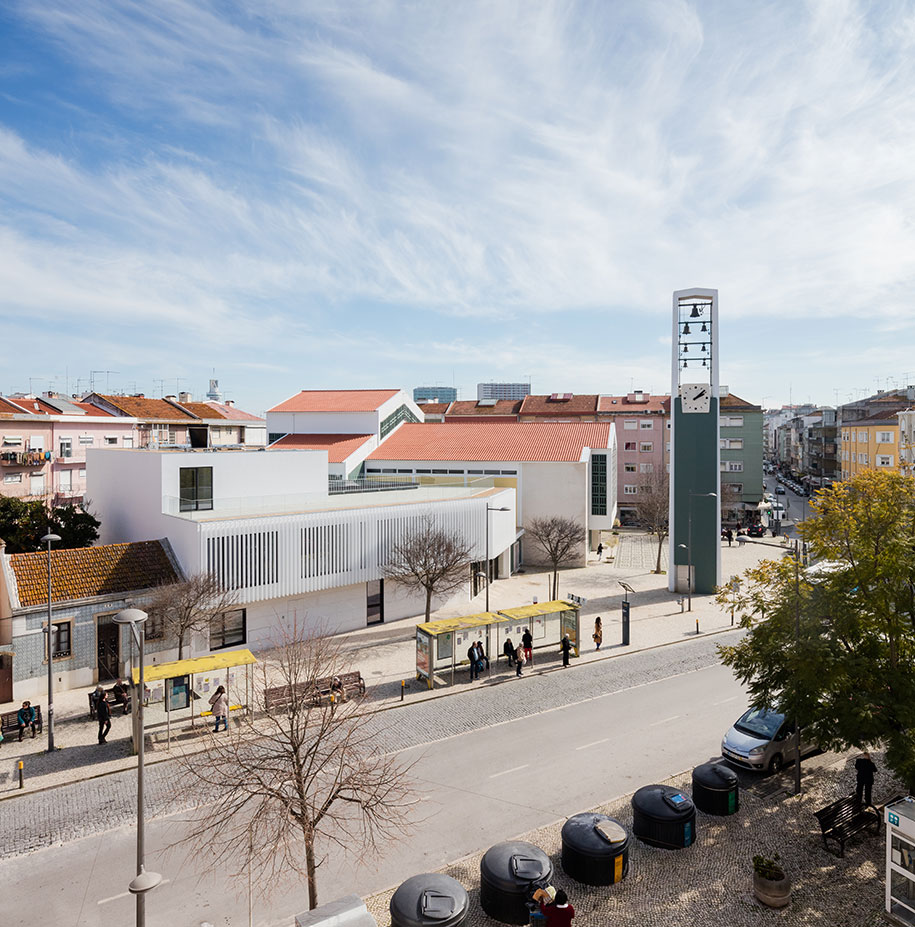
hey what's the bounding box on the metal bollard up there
[18,760,24,789]
[400,680,405,701]
[695,618,700,635]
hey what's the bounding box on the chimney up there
[165,395,177,401]
[178,391,192,403]
[224,399,235,407]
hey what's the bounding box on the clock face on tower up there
[679,382,711,413]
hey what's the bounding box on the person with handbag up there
[592,617,603,651]
[209,685,229,733]
[533,888,575,926]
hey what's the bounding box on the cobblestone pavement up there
[612,532,668,571]
[0,631,738,860]
[366,749,899,927]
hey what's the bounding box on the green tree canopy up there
[0,497,100,553]
[717,469,915,790]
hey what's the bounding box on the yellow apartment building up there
[840,411,901,480]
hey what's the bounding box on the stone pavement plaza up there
[366,748,900,927]
[0,531,788,796]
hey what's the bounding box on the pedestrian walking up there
[17,701,38,740]
[522,628,533,664]
[97,692,111,744]
[560,634,572,667]
[592,617,603,651]
[533,888,575,927]
[503,636,515,667]
[515,643,524,676]
[855,750,878,807]
[596,542,603,561]
[726,528,733,547]
[209,685,229,732]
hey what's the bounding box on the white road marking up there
[649,715,680,727]
[575,737,611,751]
[489,764,529,779]
[713,695,741,706]
[98,880,170,905]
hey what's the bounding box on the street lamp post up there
[483,505,510,614]
[40,530,61,752]
[113,608,162,927]
[683,492,717,611]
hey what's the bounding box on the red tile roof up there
[8,540,179,608]
[855,406,907,425]
[0,397,29,414]
[445,400,522,418]
[418,403,450,417]
[720,393,762,411]
[270,433,374,462]
[269,390,400,413]
[598,394,669,414]
[203,401,264,422]
[73,402,114,416]
[519,394,599,416]
[369,423,612,462]
[89,394,198,422]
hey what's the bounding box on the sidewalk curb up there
[0,624,740,803]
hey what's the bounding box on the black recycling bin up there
[692,762,739,816]
[390,873,469,927]
[631,784,696,849]
[480,841,553,925]
[561,812,630,885]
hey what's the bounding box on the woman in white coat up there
[208,685,229,732]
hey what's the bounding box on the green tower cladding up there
[668,288,721,597]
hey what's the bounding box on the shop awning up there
[131,648,258,684]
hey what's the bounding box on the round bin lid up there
[693,762,739,790]
[562,813,630,855]
[480,841,552,892]
[631,785,695,821]
[390,873,468,927]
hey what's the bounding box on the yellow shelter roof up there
[131,649,258,684]
[417,612,505,637]
[498,600,578,620]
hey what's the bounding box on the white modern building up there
[477,382,531,401]
[87,447,516,650]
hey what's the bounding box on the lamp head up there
[41,533,62,544]
[113,607,148,626]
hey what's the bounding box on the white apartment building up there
[87,447,516,652]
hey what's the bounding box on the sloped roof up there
[446,400,522,417]
[269,433,374,462]
[368,422,612,462]
[89,394,198,422]
[519,394,599,416]
[7,540,179,608]
[855,405,907,425]
[418,402,450,417]
[179,401,222,419]
[72,402,115,416]
[720,393,762,411]
[269,389,400,413]
[0,397,29,414]
[203,401,264,422]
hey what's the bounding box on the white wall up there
[521,462,589,566]
[268,410,380,437]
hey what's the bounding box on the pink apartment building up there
[0,395,137,505]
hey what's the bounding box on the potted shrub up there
[753,853,792,908]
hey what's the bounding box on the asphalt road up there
[0,654,748,927]
[764,474,811,537]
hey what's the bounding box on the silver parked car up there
[721,707,815,774]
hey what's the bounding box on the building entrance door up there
[0,654,12,703]
[97,617,120,681]
[366,580,384,625]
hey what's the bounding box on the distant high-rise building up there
[413,386,457,404]
[477,382,531,401]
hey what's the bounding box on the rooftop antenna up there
[90,370,119,393]
[153,379,166,398]
[28,377,46,396]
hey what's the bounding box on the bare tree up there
[147,572,238,658]
[721,481,743,524]
[382,516,473,621]
[174,624,418,909]
[638,467,670,574]
[526,516,586,599]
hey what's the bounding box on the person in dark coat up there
[97,692,112,744]
[17,701,37,740]
[596,542,603,561]
[560,634,572,667]
[855,751,877,806]
[522,628,533,663]
[503,637,515,667]
[467,643,480,680]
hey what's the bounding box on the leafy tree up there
[176,624,416,909]
[0,497,99,553]
[147,573,239,658]
[638,467,670,574]
[717,470,915,790]
[381,516,473,621]
[526,515,586,599]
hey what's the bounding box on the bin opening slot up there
[511,856,546,879]
[421,890,455,919]
[595,820,627,845]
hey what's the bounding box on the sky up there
[2,0,915,415]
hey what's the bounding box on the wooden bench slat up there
[815,795,879,857]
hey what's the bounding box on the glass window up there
[59,469,72,491]
[624,442,637,451]
[123,436,134,448]
[591,453,607,516]
[105,436,118,446]
[640,420,653,430]
[623,485,638,495]
[79,435,94,445]
[210,608,246,649]
[179,467,213,511]
[623,420,638,430]
[624,463,637,472]
[2,435,22,446]
[640,463,653,473]
[3,473,22,483]
[639,442,653,452]
[48,620,72,659]
[58,438,73,458]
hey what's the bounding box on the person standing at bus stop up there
[522,628,533,664]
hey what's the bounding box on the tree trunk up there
[178,633,185,660]
[552,570,558,600]
[305,832,319,909]
[655,535,664,574]
[425,588,433,622]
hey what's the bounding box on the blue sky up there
[2,0,915,414]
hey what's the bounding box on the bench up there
[1,705,43,740]
[88,686,132,719]
[265,671,366,710]
[814,795,880,857]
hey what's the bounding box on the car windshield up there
[734,707,784,739]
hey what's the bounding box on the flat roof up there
[132,649,258,683]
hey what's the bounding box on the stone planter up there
[753,870,792,908]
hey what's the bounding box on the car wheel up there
[768,753,783,775]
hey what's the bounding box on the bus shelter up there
[415,612,505,689]
[132,648,258,747]
[497,601,581,663]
